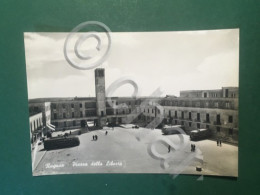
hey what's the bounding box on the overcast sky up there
[24,29,239,99]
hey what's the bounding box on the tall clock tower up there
[95,68,106,127]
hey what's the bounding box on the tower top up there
[95,68,105,77]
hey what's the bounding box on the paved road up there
[33,127,238,177]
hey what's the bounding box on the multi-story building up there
[28,101,51,128]
[28,101,52,149]
[29,112,43,147]
[28,68,238,144]
[161,90,238,144]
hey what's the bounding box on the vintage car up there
[44,136,80,150]
[190,129,210,141]
[162,125,184,135]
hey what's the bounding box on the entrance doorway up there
[216,114,221,124]
[80,120,86,127]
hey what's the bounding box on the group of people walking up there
[92,130,109,141]
[191,144,196,152]
[217,139,222,146]
[93,135,98,141]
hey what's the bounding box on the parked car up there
[190,129,210,141]
[162,125,183,135]
[44,136,80,150]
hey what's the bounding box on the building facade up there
[29,112,43,147]
[28,101,52,148]
[28,69,238,144]
[28,102,51,127]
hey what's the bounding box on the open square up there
[25,30,239,177]
[33,126,238,176]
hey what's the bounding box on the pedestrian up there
[193,144,196,152]
[220,139,222,147]
[105,131,108,135]
[217,139,219,146]
[93,135,95,140]
[96,135,98,140]
[168,145,171,153]
[191,144,193,152]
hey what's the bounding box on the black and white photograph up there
[24,27,239,177]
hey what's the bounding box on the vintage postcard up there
[24,25,239,177]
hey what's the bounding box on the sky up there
[24,29,239,99]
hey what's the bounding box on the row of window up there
[106,100,143,108]
[52,121,77,127]
[210,93,220,98]
[205,92,236,98]
[115,109,132,115]
[144,109,233,124]
[53,107,136,119]
[163,119,234,135]
[181,90,237,98]
[50,99,234,112]
[53,110,97,119]
[52,102,96,109]
[29,104,50,114]
[143,108,154,114]
[169,111,233,123]
[162,100,232,109]
[182,92,222,98]
[52,107,233,125]
[53,101,142,110]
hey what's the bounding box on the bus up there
[162,125,184,135]
[44,136,80,150]
[190,129,210,141]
